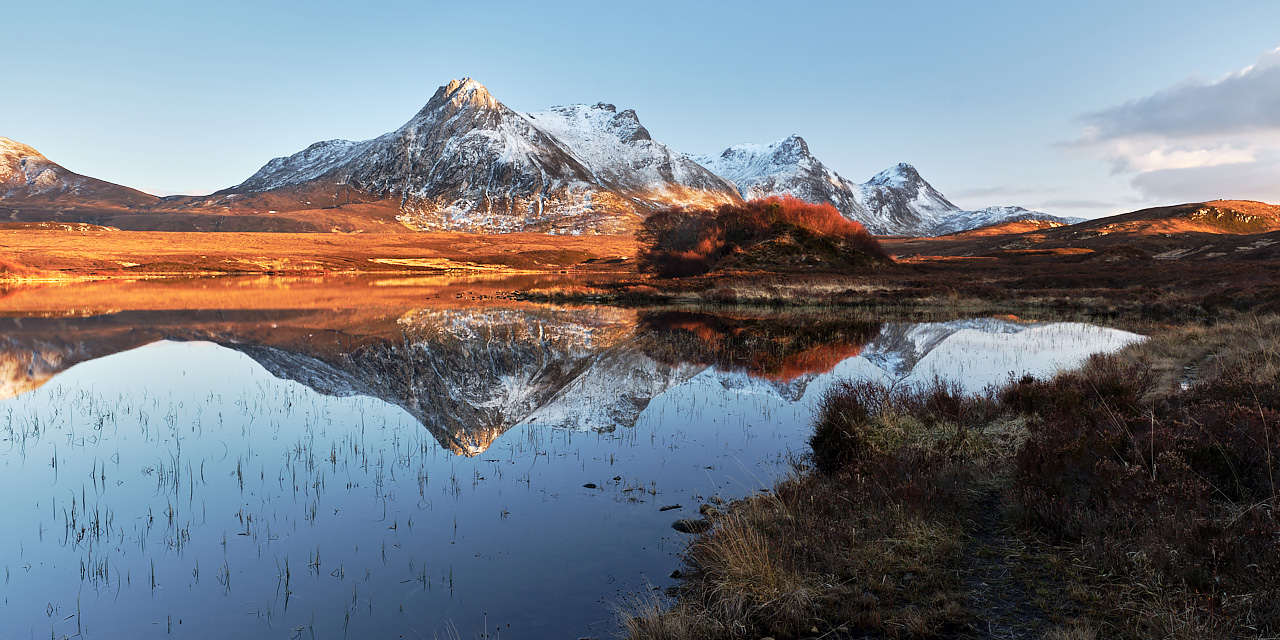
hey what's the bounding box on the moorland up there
[3,195,1280,639]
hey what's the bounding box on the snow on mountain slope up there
[524,103,740,208]
[230,139,372,193]
[692,138,1077,236]
[933,206,1085,235]
[691,135,872,221]
[855,162,962,234]
[224,78,617,233]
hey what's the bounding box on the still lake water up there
[0,277,1145,639]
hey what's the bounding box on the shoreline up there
[624,314,1280,639]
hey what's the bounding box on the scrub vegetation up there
[623,314,1280,639]
[638,196,889,277]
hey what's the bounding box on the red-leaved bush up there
[638,196,888,277]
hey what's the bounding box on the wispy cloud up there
[1074,46,1280,203]
[950,185,1061,200]
[1037,197,1124,211]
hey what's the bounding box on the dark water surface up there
[0,277,1144,639]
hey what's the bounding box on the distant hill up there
[0,137,160,220]
[885,200,1280,261]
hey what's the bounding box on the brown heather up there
[623,314,1280,639]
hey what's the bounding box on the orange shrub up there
[638,196,887,277]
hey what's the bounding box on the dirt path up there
[958,492,1052,639]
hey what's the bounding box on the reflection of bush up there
[636,311,881,381]
[638,196,889,277]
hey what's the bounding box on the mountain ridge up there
[691,137,1081,235]
[0,80,1128,237]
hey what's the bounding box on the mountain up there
[0,137,159,218]
[857,162,965,235]
[0,85,1083,237]
[885,199,1280,261]
[692,136,1080,236]
[209,79,741,234]
[934,205,1082,236]
[690,136,868,219]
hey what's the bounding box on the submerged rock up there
[671,518,712,534]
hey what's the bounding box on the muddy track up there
[958,491,1050,639]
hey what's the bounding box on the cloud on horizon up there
[1075,46,1280,204]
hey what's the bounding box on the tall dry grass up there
[625,314,1280,639]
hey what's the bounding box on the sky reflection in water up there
[0,302,1143,639]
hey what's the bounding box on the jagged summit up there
[400,77,504,128]
[524,102,737,205]
[435,78,497,109]
[867,163,924,188]
[693,135,817,182]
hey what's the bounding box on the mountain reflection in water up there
[0,286,1145,639]
[0,307,1141,458]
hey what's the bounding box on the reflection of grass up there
[627,314,1280,639]
[0,257,55,279]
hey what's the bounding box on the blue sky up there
[6,0,1280,218]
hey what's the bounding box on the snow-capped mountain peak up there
[517,101,740,207]
[866,162,924,188]
[855,162,960,234]
[692,135,819,182]
[408,77,501,122]
[689,135,871,220]
[218,78,740,233]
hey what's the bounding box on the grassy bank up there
[518,251,1280,324]
[622,314,1280,639]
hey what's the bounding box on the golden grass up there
[0,229,639,279]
